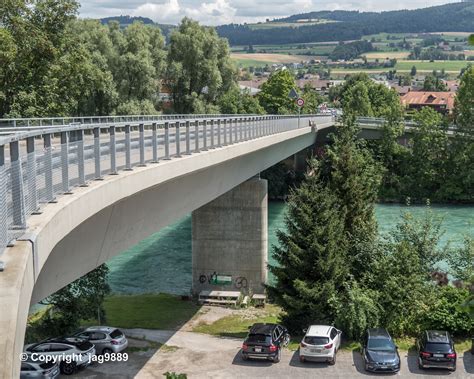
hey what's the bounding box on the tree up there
[422,74,447,91]
[447,238,474,282]
[410,66,417,76]
[444,66,474,202]
[217,86,265,114]
[319,114,382,280]
[37,264,111,337]
[257,70,298,114]
[267,159,349,332]
[165,17,235,114]
[402,108,449,200]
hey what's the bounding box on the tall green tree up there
[37,264,111,336]
[165,18,235,114]
[258,70,298,114]
[319,114,382,280]
[268,159,349,332]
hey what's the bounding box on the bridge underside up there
[0,126,319,378]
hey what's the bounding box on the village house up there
[400,91,456,114]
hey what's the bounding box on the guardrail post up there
[61,131,71,193]
[229,119,233,144]
[10,141,26,228]
[93,127,102,179]
[77,130,86,186]
[239,118,243,142]
[43,134,55,202]
[26,137,38,213]
[217,119,222,147]
[164,122,170,159]
[125,124,132,170]
[175,121,181,157]
[202,120,208,150]
[185,121,191,154]
[210,119,215,148]
[0,146,7,247]
[151,123,158,163]
[222,119,227,145]
[139,123,146,166]
[195,120,200,153]
[109,126,117,174]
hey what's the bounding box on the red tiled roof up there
[400,91,456,110]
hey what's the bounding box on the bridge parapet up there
[0,114,333,257]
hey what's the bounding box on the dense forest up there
[329,41,374,61]
[216,3,474,45]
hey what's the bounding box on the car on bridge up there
[72,326,128,355]
[24,337,95,375]
[241,323,290,363]
[299,325,341,364]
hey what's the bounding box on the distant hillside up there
[217,2,474,45]
[99,16,175,38]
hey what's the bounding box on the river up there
[106,203,473,296]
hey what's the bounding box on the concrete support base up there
[192,177,268,295]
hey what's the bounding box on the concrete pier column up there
[192,177,268,295]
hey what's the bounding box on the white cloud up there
[78,0,461,25]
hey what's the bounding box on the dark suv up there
[241,323,290,363]
[362,328,400,372]
[417,330,456,371]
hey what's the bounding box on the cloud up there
[78,0,461,25]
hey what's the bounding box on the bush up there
[423,286,473,336]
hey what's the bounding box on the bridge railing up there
[0,114,333,254]
[0,114,258,129]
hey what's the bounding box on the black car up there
[363,328,400,372]
[417,330,456,371]
[241,323,290,363]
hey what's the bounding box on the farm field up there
[396,60,471,72]
[231,53,313,66]
[364,51,411,59]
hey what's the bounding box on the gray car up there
[20,359,60,379]
[73,326,128,354]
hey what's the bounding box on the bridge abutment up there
[192,177,268,295]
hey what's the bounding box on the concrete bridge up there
[0,113,434,378]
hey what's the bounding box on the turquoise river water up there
[106,203,473,296]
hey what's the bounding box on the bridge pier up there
[192,177,268,295]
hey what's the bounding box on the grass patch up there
[98,294,200,330]
[193,305,282,338]
[454,338,472,353]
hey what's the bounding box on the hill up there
[216,2,474,45]
[99,16,175,38]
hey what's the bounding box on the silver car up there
[73,326,128,354]
[24,338,96,375]
[20,359,60,379]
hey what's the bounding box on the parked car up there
[362,328,400,372]
[299,325,341,365]
[417,330,456,371]
[20,357,60,379]
[72,326,128,354]
[24,337,95,375]
[241,323,290,363]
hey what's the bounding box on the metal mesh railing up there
[0,114,334,255]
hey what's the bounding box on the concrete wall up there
[192,177,268,295]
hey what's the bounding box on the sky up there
[78,0,461,25]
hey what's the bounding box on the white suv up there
[299,325,342,365]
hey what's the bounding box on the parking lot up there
[74,329,474,378]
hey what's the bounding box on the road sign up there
[289,88,299,99]
[296,98,305,107]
